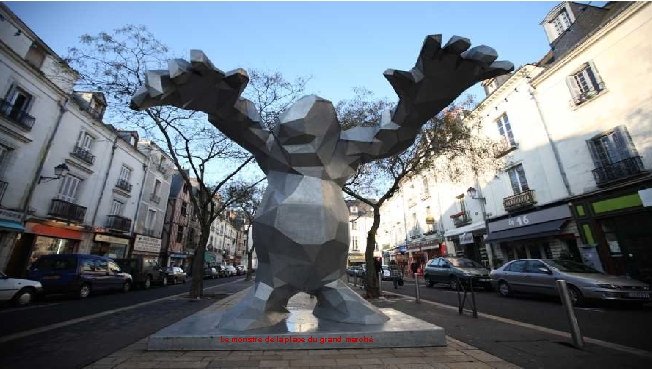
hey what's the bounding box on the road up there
[0,276,251,369]
[370,277,652,352]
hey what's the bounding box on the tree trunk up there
[189,230,210,298]
[364,205,382,298]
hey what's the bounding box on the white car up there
[0,272,43,306]
[224,265,237,276]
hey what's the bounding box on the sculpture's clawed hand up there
[384,34,514,105]
[130,50,249,114]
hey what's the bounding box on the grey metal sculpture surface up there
[131,35,513,331]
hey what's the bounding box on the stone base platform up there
[148,293,446,351]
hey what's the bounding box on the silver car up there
[490,259,650,305]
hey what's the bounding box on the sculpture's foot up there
[217,282,296,331]
[312,280,389,325]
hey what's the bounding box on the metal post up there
[354,273,357,287]
[556,280,584,349]
[414,273,420,303]
[470,278,478,318]
[378,271,382,297]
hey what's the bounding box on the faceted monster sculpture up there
[131,35,512,331]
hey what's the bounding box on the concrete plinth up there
[148,293,446,350]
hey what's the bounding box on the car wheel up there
[13,287,35,306]
[425,275,434,288]
[449,277,460,291]
[182,276,187,284]
[79,283,91,299]
[162,276,168,286]
[567,285,584,306]
[144,276,152,289]
[498,281,511,297]
[122,281,131,293]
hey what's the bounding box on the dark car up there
[346,265,363,277]
[165,266,187,284]
[423,257,492,290]
[235,265,246,276]
[28,254,133,299]
[115,256,167,289]
[203,266,220,279]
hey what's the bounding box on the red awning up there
[26,223,83,240]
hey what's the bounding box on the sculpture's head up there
[273,95,340,156]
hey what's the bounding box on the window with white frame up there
[587,125,643,184]
[76,131,94,151]
[110,199,123,216]
[2,85,33,126]
[351,221,357,231]
[0,143,13,176]
[422,176,430,197]
[567,62,604,105]
[507,164,529,194]
[552,9,572,36]
[119,165,131,182]
[496,113,516,147]
[349,206,358,214]
[58,175,82,203]
[153,179,161,195]
[352,236,359,251]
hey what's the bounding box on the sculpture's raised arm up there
[130,50,271,157]
[340,35,513,162]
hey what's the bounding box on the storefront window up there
[91,242,127,259]
[600,220,622,255]
[30,236,77,265]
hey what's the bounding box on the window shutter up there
[566,75,581,104]
[614,125,638,158]
[587,61,604,90]
[586,138,604,168]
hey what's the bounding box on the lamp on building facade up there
[466,186,486,202]
[38,163,70,183]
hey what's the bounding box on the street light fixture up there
[466,186,486,202]
[39,163,70,183]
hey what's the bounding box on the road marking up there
[0,278,245,344]
[382,288,652,359]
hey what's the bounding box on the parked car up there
[423,257,492,290]
[203,266,220,279]
[346,265,363,277]
[235,265,246,275]
[224,265,237,277]
[115,256,167,289]
[28,254,133,298]
[490,259,651,305]
[165,267,187,284]
[0,272,42,306]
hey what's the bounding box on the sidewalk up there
[82,279,652,369]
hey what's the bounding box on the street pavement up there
[1,275,651,369]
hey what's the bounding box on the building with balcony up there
[345,199,375,267]
[0,5,167,275]
[161,172,200,269]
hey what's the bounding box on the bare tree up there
[65,25,305,298]
[339,90,502,298]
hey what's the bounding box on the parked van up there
[28,254,133,299]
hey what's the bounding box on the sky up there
[5,1,574,104]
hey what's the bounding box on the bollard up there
[378,271,383,297]
[354,273,357,287]
[414,273,421,304]
[556,280,584,349]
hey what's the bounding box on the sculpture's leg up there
[217,282,298,331]
[312,279,389,325]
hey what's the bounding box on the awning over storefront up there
[0,219,24,232]
[26,223,83,240]
[485,219,568,243]
[444,221,486,238]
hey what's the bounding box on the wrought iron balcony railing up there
[0,98,35,130]
[592,156,645,187]
[451,211,472,228]
[503,189,537,212]
[49,198,87,223]
[115,179,132,193]
[71,145,95,165]
[106,214,132,232]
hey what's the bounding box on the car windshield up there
[32,256,77,271]
[448,258,484,268]
[543,259,600,273]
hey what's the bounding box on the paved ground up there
[83,287,521,369]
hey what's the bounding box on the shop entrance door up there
[611,212,652,283]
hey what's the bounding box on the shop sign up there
[459,232,474,245]
[133,235,162,253]
[0,209,22,222]
[95,234,130,245]
[488,204,571,233]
